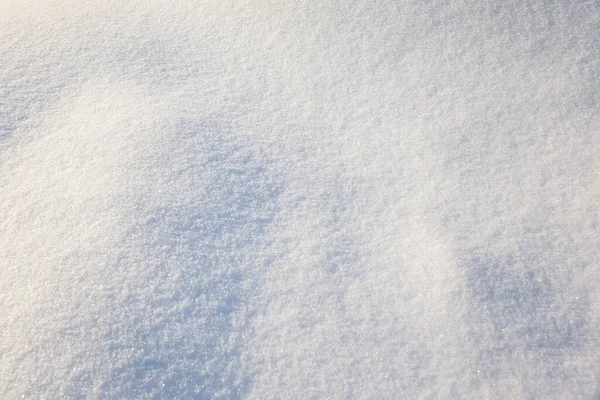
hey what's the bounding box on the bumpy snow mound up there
[1,1,599,398]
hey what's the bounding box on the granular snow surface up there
[1,1,600,398]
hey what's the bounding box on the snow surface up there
[1,0,600,398]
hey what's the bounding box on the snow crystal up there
[1,0,599,398]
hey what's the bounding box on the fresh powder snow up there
[1,0,599,398]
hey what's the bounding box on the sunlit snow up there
[1,0,599,398]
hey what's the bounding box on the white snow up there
[1,0,600,398]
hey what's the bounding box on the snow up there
[1,0,599,398]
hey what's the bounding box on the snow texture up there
[1,0,600,398]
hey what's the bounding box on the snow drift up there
[1,0,599,398]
